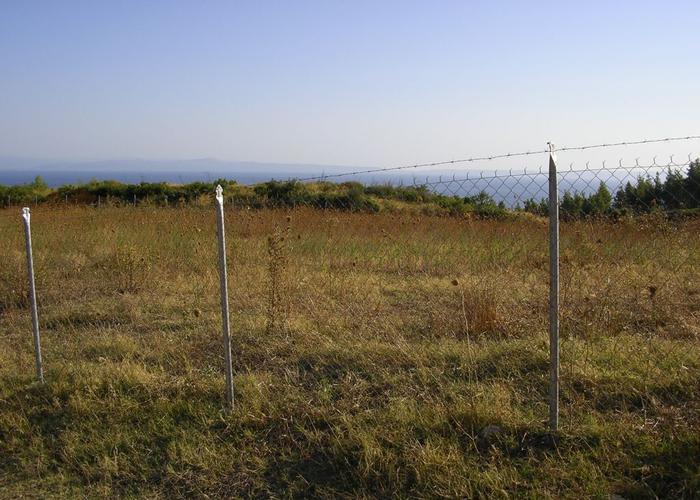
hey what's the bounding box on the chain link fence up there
[556,160,700,432]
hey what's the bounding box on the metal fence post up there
[21,208,44,384]
[547,143,559,431]
[215,185,235,409]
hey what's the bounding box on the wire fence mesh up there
[555,160,700,432]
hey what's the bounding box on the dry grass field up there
[0,206,698,498]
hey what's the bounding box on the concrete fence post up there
[215,185,235,409]
[547,143,560,431]
[21,208,44,383]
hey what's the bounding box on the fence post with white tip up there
[21,207,44,383]
[547,143,560,431]
[215,185,235,409]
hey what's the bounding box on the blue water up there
[0,167,658,207]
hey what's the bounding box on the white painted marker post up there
[21,207,44,383]
[215,185,234,409]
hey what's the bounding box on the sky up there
[1,1,699,170]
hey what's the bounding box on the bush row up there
[1,160,698,219]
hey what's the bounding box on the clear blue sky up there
[1,1,698,168]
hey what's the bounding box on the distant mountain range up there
[0,156,362,173]
[0,156,367,186]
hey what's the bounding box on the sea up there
[0,165,662,207]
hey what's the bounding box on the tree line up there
[523,160,699,218]
[1,160,698,218]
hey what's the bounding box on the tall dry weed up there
[266,216,292,334]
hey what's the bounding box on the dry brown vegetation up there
[0,206,698,498]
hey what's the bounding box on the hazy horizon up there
[2,1,699,171]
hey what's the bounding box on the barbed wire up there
[553,135,700,153]
[298,149,550,181]
[362,156,695,190]
[298,135,700,182]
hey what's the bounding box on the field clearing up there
[1,206,699,498]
